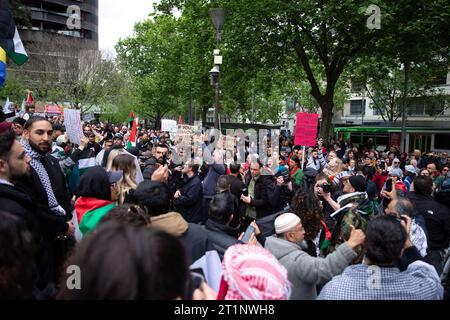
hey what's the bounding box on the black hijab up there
[77,166,111,201]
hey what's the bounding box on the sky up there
[98,0,158,56]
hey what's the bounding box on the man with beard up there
[0,130,35,230]
[15,117,75,296]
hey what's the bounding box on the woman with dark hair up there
[75,166,120,237]
[99,204,151,228]
[58,223,191,300]
[0,211,35,300]
[287,155,303,188]
[291,187,329,257]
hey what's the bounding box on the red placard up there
[294,112,319,147]
[45,105,62,115]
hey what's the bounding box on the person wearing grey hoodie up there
[265,213,365,300]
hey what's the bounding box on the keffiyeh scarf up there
[410,220,428,257]
[220,244,291,300]
[22,141,66,216]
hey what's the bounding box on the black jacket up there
[180,223,214,265]
[266,176,293,213]
[0,182,62,294]
[15,154,74,290]
[408,193,450,251]
[174,175,204,224]
[229,175,245,199]
[0,183,38,234]
[244,174,274,218]
[205,219,241,259]
[143,157,158,180]
[228,175,246,218]
[15,154,73,239]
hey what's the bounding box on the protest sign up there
[294,113,319,147]
[161,119,177,133]
[64,109,84,145]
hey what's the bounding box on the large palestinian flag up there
[0,0,28,65]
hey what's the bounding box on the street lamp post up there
[209,8,227,130]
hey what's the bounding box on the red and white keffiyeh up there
[220,244,291,300]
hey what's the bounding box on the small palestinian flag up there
[128,111,134,128]
[128,116,139,148]
[0,0,28,65]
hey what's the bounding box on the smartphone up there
[241,225,255,244]
[386,178,393,192]
[380,161,386,171]
[190,269,205,290]
[161,153,167,165]
[242,187,249,197]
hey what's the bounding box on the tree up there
[157,0,450,139]
[351,56,450,123]
[157,0,387,138]
[10,0,31,28]
[116,16,188,129]
[10,33,125,114]
[371,0,450,151]
[0,71,26,103]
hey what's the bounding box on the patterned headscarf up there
[220,244,291,300]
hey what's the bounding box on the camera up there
[275,170,290,184]
[385,178,393,192]
[322,183,331,193]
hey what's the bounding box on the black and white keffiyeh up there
[22,141,66,216]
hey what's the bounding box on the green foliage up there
[120,0,449,135]
[10,0,32,28]
[0,72,26,103]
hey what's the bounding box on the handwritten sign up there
[294,112,319,147]
[161,119,177,133]
[64,109,84,145]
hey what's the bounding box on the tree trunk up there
[320,105,333,141]
[319,96,334,140]
[202,105,208,125]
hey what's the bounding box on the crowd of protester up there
[0,112,449,300]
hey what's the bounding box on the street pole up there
[251,86,255,124]
[400,62,410,153]
[209,8,227,131]
[215,79,220,130]
[189,85,193,125]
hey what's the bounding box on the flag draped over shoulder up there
[0,0,28,66]
[0,47,5,86]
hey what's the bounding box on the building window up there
[350,100,364,115]
[407,98,445,116]
[434,134,450,150]
[373,106,383,116]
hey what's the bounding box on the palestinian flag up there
[128,116,139,148]
[26,91,34,105]
[75,197,116,237]
[128,111,134,128]
[0,0,28,65]
[0,47,5,87]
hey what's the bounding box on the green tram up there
[334,126,450,153]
